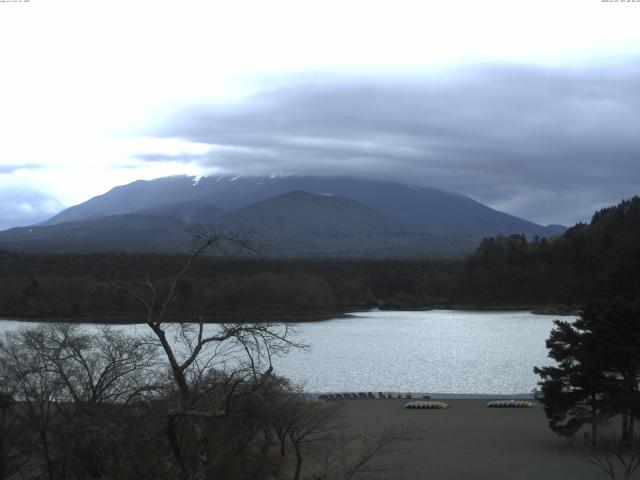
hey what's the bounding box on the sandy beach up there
[331,399,608,480]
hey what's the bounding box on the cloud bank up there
[141,62,640,225]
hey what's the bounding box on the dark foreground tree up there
[535,299,640,446]
[534,312,611,444]
[588,300,640,446]
[0,390,19,480]
[0,323,162,480]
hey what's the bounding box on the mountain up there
[216,190,401,237]
[43,177,203,225]
[0,215,192,253]
[211,190,446,256]
[43,174,563,237]
[0,175,567,256]
[0,191,464,256]
[137,201,225,224]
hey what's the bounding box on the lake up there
[0,310,571,394]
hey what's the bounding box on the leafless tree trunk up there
[585,431,640,480]
[285,400,344,480]
[122,225,304,480]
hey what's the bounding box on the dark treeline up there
[1,196,638,322]
[0,253,461,321]
[460,196,640,306]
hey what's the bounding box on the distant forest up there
[1,197,638,322]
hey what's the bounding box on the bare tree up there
[268,379,300,458]
[0,390,20,480]
[285,400,345,480]
[0,329,68,480]
[310,424,414,480]
[25,323,161,407]
[585,431,640,480]
[122,225,305,480]
[278,396,413,480]
[0,225,409,480]
[0,323,164,480]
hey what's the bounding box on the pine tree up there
[534,314,611,445]
[535,300,640,445]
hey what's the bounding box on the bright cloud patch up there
[0,187,63,231]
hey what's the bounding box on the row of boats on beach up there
[317,393,536,409]
[405,399,536,409]
[318,392,431,401]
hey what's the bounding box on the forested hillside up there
[0,252,460,321]
[0,197,637,321]
[458,196,640,305]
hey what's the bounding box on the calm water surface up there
[0,310,572,394]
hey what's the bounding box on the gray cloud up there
[0,186,63,231]
[141,61,640,225]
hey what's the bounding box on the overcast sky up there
[1,0,639,230]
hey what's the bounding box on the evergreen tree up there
[535,300,640,445]
[534,312,612,445]
[588,300,640,445]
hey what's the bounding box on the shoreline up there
[378,304,580,315]
[0,310,357,325]
[0,304,578,325]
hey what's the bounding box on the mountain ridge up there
[2,175,566,257]
[43,174,563,236]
